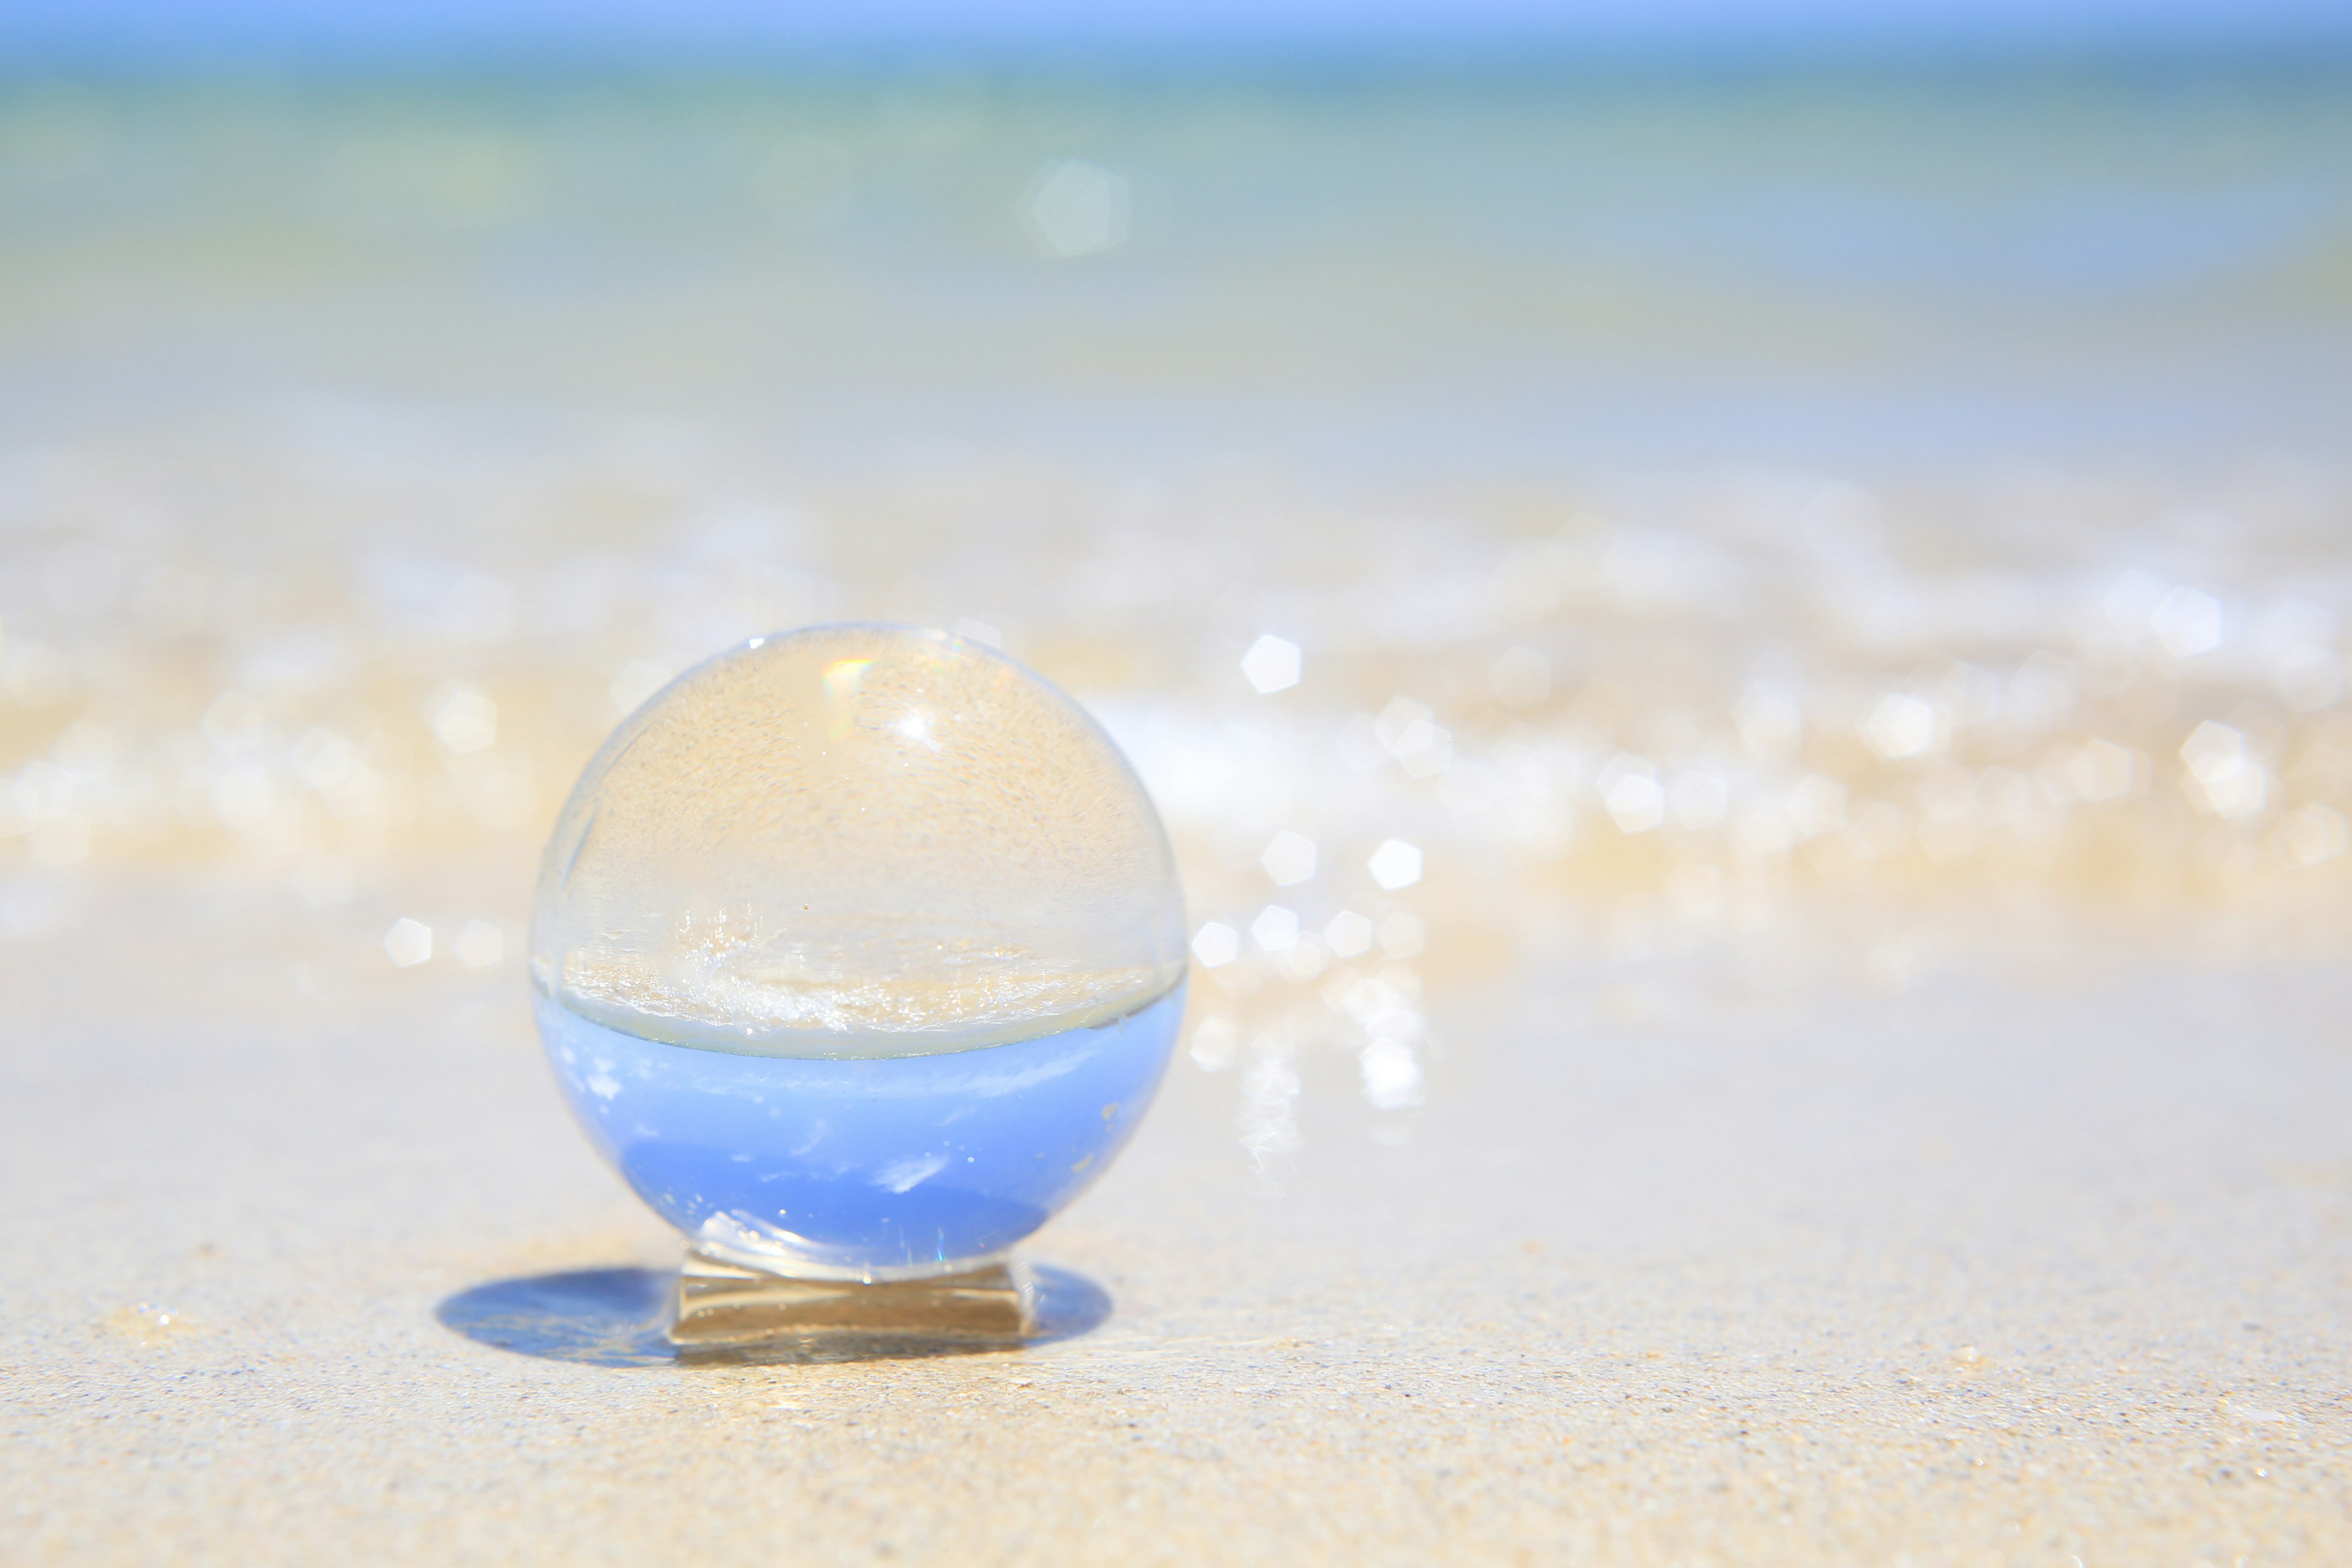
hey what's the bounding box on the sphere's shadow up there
[436,1264,1111,1368]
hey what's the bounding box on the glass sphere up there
[532,624,1188,1281]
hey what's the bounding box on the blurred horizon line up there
[7,0,2352,85]
[8,40,2352,89]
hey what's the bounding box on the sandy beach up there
[6,883,2350,1564]
[4,61,2352,1564]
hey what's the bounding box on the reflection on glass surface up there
[530,625,1188,1278]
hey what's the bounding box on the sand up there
[5,885,2347,1566]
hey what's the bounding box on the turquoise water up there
[4,68,2346,464]
[536,985,1183,1278]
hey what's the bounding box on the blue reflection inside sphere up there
[540,987,1182,1276]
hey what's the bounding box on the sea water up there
[537,984,1184,1279]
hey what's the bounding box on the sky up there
[6,0,2351,67]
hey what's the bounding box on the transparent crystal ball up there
[532,624,1188,1280]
